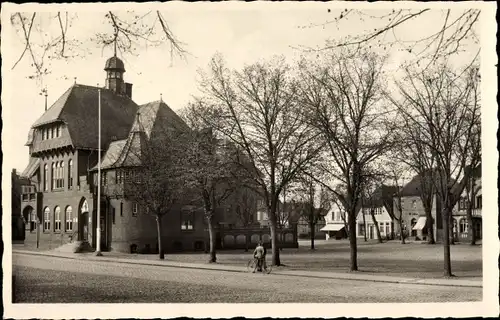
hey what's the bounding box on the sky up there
[2,2,481,174]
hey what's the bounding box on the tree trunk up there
[207,216,217,263]
[361,210,367,242]
[398,217,406,244]
[370,212,383,243]
[442,206,453,277]
[424,210,435,244]
[348,208,358,271]
[449,213,455,245]
[156,214,164,260]
[269,219,281,266]
[310,220,315,250]
[467,207,476,245]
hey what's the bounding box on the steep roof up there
[31,84,139,151]
[21,157,40,178]
[25,128,35,146]
[91,100,188,171]
[401,170,460,197]
[133,100,190,137]
[363,185,399,208]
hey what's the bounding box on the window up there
[459,219,469,234]
[41,129,46,140]
[411,200,417,209]
[116,170,123,184]
[65,206,73,231]
[112,207,116,224]
[54,206,61,231]
[68,159,73,188]
[120,202,123,216]
[358,223,365,236]
[378,222,384,234]
[31,210,37,231]
[54,161,64,189]
[44,164,48,191]
[51,163,56,189]
[60,161,65,188]
[101,172,107,186]
[132,203,138,216]
[43,207,50,231]
[181,211,194,230]
[385,223,390,235]
[56,124,61,137]
[476,195,482,209]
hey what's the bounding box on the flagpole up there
[96,87,103,256]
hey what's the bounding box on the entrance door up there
[369,225,374,239]
[474,219,482,239]
[81,212,89,241]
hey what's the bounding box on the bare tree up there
[464,164,481,245]
[299,49,394,271]
[390,62,481,277]
[297,9,480,72]
[293,176,331,250]
[382,160,410,244]
[390,119,439,245]
[124,123,185,260]
[360,178,384,243]
[10,10,187,84]
[232,186,258,251]
[196,54,322,266]
[180,104,245,263]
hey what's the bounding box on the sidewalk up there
[12,249,482,288]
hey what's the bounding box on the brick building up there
[18,54,218,253]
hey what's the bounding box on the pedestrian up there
[253,241,265,273]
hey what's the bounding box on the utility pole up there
[96,88,103,256]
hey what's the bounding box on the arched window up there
[65,206,73,231]
[44,164,48,191]
[68,159,73,189]
[54,206,61,231]
[51,163,56,189]
[43,207,50,231]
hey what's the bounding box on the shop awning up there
[321,224,345,232]
[412,216,427,230]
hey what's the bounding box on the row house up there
[320,202,348,240]
[452,165,482,241]
[356,185,398,241]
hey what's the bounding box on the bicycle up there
[247,257,272,274]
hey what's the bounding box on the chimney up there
[125,83,133,99]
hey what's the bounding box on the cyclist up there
[253,241,266,273]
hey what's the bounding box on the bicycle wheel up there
[246,259,256,272]
[264,262,272,274]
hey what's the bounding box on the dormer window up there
[40,124,63,140]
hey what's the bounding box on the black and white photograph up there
[2,1,498,318]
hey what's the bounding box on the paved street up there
[12,253,481,303]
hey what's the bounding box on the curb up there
[12,250,482,288]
